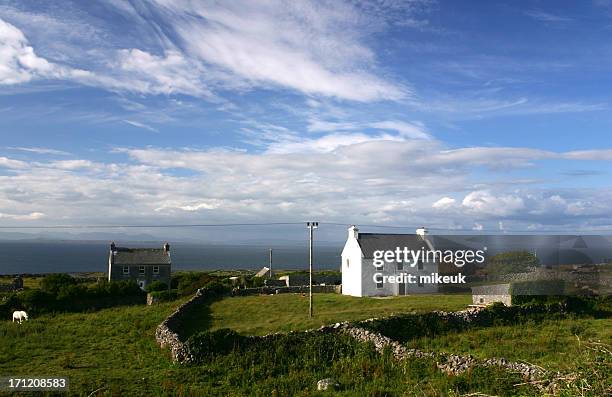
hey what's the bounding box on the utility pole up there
[269,248,273,278]
[306,221,318,318]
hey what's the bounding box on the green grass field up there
[1,292,610,395]
[407,317,612,372]
[182,293,471,337]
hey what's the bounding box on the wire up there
[0,221,611,234]
[0,222,304,229]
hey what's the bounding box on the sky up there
[1,0,612,241]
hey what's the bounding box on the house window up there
[397,261,403,271]
[122,266,129,275]
[417,260,424,270]
[376,279,383,289]
[139,266,145,275]
[153,266,159,275]
[345,259,349,268]
[417,277,423,287]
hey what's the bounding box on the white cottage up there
[341,226,438,297]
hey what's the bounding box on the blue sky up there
[1,0,612,238]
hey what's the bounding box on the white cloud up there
[525,10,572,23]
[0,156,27,169]
[154,0,406,101]
[7,146,70,156]
[0,211,45,220]
[123,119,159,133]
[368,120,430,140]
[461,190,525,216]
[0,2,407,102]
[1,141,612,232]
[432,197,456,209]
[0,18,55,84]
[0,18,89,85]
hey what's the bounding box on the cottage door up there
[398,279,406,295]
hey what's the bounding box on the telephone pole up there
[306,221,318,318]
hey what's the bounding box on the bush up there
[19,289,53,313]
[150,289,179,302]
[174,273,218,296]
[40,273,76,295]
[1,279,146,315]
[145,281,168,293]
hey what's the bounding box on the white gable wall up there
[341,226,363,296]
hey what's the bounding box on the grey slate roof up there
[357,233,431,258]
[112,247,171,265]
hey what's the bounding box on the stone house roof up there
[110,243,171,265]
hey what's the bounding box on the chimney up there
[416,227,428,237]
[163,242,170,252]
[348,225,359,240]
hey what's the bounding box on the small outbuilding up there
[471,284,512,306]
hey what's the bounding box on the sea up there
[0,240,343,275]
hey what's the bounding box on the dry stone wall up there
[231,285,338,296]
[155,288,211,364]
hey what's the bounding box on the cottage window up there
[345,259,349,268]
[153,266,159,275]
[417,277,423,287]
[417,260,424,270]
[139,266,145,275]
[376,280,383,289]
[397,261,403,271]
[122,266,129,275]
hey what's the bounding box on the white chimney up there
[416,227,428,237]
[348,225,359,239]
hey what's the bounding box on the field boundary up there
[155,288,216,363]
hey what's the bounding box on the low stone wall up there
[155,288,215,363]
[231,285,339,296]
[340,311,546,380]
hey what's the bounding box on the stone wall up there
[155,284,342,364]
[155,288,213,364]
[231,285,339,296]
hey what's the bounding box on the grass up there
[0,299,190,396]
[0,295,541,396]
[1,292,609,396]
[406,317,612,372]
[182,293,471,337]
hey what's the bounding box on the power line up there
[0,222,303,229]
[0,221,611,234]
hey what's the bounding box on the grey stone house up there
[107,242,171,290]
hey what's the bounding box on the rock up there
[317,378,339,391]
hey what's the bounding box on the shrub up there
[19,289,53,314]
[174,273,218,296]
[40,273,76,295]
[150,289,179,302]
[145,281,168,293]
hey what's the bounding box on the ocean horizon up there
[0,240,342,275]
